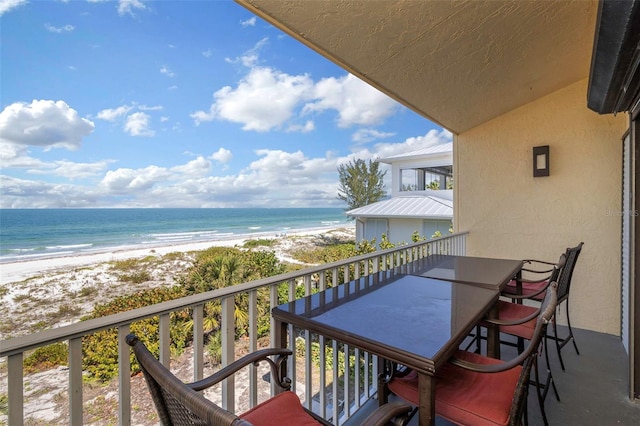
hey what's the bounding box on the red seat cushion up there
[389,351,522,426]
[503,279,547,300]
[436,351,523,426]
[495,300,537,340]
[240,391,323,426]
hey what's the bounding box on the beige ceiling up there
[236,0,599,134]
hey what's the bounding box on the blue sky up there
[0,0,451,209]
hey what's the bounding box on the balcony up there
[1,232,638,425]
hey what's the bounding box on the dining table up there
[271,255,523,426]
[408,254,524,358]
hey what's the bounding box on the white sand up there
[0,225,353,286]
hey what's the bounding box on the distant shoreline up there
[0,224,354,286]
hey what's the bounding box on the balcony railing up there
[0,232,467,425]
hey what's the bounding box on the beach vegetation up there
[337,158,386,214]
[77,285,99,298]
[243,238,276,248]
[47,303,82,321]
[117,270,152,284]
[81,286,189,381]
[29,320,50,333]
[291,242,357,264]
[110,258,141,271]
[23,343,68,373]
[13,293,32,303]
[162,251,188,261]
[206,330,223,365]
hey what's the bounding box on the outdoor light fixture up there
[533,145,550,177]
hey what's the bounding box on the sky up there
[0,0,452,209]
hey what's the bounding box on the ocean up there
[0,208,350,263]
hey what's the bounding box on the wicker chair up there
[126,334,411,426]
[502,242,584,370]
[386,283,558,426]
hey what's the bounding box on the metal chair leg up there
[565,299,580,355]
[543,333,560,402]
[532,356,549,426]
[552,313,566,371]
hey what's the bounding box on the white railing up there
[0,232,467,426]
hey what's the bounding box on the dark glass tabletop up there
[272,273,498,372]
[410,254,523,289]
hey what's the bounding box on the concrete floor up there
[346,326,640,425]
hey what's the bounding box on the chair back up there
[557,242,584,301]
[126,334,247,426]
[548,253,566,284]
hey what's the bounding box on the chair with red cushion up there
[126,334,411,426]
[502,242,584,370]
[387,283,558,426]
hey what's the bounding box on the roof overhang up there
[236,0,598,133]
[587,0,640,114]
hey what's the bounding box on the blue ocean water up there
[0,208,350,263]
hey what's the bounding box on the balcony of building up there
[1,232,639,425]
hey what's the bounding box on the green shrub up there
[291,243,356,264]
[24,343,68,373]
[82,286,189,381]
[117,270,151,283]
[206,331,222,365]
[110,258,141,271]
[243,239,275,248]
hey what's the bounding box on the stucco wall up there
[454,78,627,335]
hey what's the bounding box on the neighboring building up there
[347,143,453,244]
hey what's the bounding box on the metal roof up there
[346,192,453,219]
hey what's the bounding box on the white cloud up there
[225,37,268,67]
[124,112,154,137]
[353,129,453,160]
[139,104,163,111]
[241,17,256,27]
[0,128,451,208]
[0,175,101,208]
[45,23,75,33]
[192,66,313,131]
[101,165,170,192]
[171,156,212,177]
[202,49,213,58]
[0,100,94,150]
[211,148,233,163]
[160,66,175,78]
[352,128,396,143]
[96,105,133,121]
[287,120,315,133]
[117,0,146,16]
[304,74,399,127]
[197,40,400,135]
[32,160,113,179]
[0,0,27,16]
[160,116,169,123]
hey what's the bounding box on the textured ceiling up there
[236,0,599,134]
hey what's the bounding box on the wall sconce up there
[533,145,550,177]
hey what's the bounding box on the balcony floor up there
[347,326,640,425]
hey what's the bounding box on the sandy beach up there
[0,225,353,286]
[0,225,355,340]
